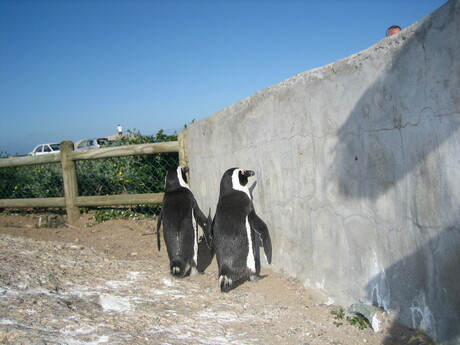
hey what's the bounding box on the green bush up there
[0,129,179,219]
[0,164,63,199]
[76,129,178,196]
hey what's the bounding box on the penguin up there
[157,166,211,278]
[212,168,272,292]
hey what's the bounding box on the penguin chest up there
[245,217,256,273]
[191,208,198,264]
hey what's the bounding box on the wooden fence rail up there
[0,130,187,224]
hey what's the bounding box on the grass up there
[331,307,369,330]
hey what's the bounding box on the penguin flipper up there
[192,198,208,229]
[192,199,213,248]
[248,210,272,264]
[203,208,214,249]
[208,212,216,253]
[156,209,163,251]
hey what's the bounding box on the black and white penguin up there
[157,166,211,278]
[212,168,272,292]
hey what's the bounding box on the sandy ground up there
[0,213,435,345]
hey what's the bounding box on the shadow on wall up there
[330,1,459,344]
[367,225,460,345]
[332,6,459,202]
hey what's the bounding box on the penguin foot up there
[219,275,233,292]
[171,266,182,278]
[249,275,260,283]
[190,266,200,276]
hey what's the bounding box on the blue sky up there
[0,0,447,155]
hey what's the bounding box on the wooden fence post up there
[60,141,80,224]
[178,129,188,167]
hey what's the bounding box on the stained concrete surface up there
[187,1,460,344]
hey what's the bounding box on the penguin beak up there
[242,170,254,177]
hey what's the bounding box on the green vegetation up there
[90,208,148,224]
[0,163,64,199]
[0,129,178,219]
[77,129,178,197]
[331,307,369,330]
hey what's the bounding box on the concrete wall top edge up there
[190,0,455,129]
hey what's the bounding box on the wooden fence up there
[0,130,188,224]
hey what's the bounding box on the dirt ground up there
[0,213,436,345]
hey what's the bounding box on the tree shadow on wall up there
[330,2,460,344]
[331,1,459,202]
[365,224,460,345]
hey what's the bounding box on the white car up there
[75,138,112,151]
[28,143,61,156]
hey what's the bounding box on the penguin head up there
[165,166,190,191]
[220,167,254,198]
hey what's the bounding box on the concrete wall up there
[187,1,459,344]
